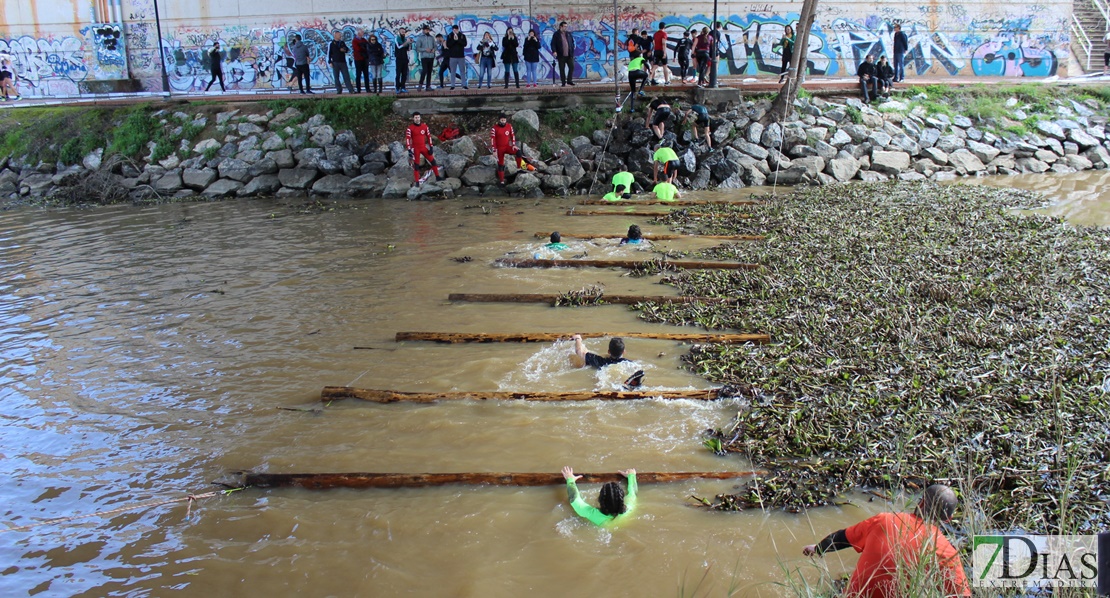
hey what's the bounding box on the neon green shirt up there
[602,192,623,202]
[612,171,634,194]
[545,242,568,250]
[653,147,679,163]
[566,473,638,526]
[653,182,678,201]
[628,56,646,71]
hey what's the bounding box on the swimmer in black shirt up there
[570,335,628,368]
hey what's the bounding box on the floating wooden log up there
[320,386,726,403]
[577,199,761,206]
[494,258,759,270]
[233,470,765,490]
[394,331,769,344]
[535,232,764,241]
[567,210,750,218]
[445,292,740,305]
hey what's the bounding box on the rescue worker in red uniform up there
[404,112,441,184]
[489,112,535,185]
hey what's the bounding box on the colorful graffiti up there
[0,2,1066,96]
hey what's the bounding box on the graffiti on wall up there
[0,3,1042,95]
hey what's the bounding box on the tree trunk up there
[494,258,759,270]
[444,293,747,305]
[393,331,770,343]
[767,0,820,123]
[233,470,766,489]
[319,386,728,403]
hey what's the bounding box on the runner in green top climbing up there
[611,171,635,195]
[562,466,637,526]
[652,181,680,201]
[602,184,630,202]
[653,146,679,184]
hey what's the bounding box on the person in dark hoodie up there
[892,23,908,83]
[502,28,520,88]
[523,29,542,87]
[857,54,879,103]
[446,25,469,90]
[205,41,225,92]
[367,33,385,94]
[393,27,411,93]
[876,55,894,97]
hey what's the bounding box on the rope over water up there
[0,487,247,533]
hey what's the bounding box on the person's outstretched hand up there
[802,544,818,557]
[618,468,635,478]
[561,466,581,482]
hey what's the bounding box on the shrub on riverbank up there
[648,181,1110,535]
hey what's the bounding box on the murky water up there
[1,174,1106,597]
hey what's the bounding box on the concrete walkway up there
[2,72,1108,110]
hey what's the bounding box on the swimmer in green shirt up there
[653,145,679,184]
[562,466,637,526]
[602,184,630,202]
[545,231,568,250]
[652,181,680,201]
[612,171,635,195]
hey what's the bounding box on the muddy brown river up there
[1,173,1107,597]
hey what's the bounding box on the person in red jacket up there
[351,29,370,93]
[489,112,535,184]
[404,112,441,184]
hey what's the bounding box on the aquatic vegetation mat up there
[650,181,1110,532]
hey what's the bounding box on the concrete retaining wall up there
[1,0,1072,97]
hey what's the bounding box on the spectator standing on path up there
[352,30,370,93]
[523,29,541,87]
[393,27,411,93]
[447,25,469,90]
[857,54,879,103]
[328,31,354,94]
[552,21,576,86]
[291,35,313,94]
[414,25,437,92]
[652,23,671,85]
[436,34,450,89]
[802,484,970,598]
[367,33,385,94]
[710,21,722,84]
[477,32,498,89]
[502,29,520,88]
[775,25,794,84]
[674,31,692,83]
[892,23,908,83]
[205,41,225,92]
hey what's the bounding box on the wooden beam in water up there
[320,386,726,403]
[577,199,761,206]
[534,232,764,241]
[445,292,739,305]
[234,470,765,490]
[566,210,751,218]
[394,331,769,344]
[494,258,759,270]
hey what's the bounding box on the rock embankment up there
[3,93,1110,204]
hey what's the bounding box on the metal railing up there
[1072,15,1094,72]
[1092,0,1110,24]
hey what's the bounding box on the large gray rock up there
[83,148,103,171]
[237,174,282,196]
[506,172,541,193]
[325,144,355,163]
[965,140,1000,164]
[268,149,295,169]
[382,178,412,198]
[278,167,320,189]
[935,135,965,154]
[347,173,379,193]
[270,107,302,127]
[947,149,986,173]
[201,179,243,197]
[825,156,859,182]
[341,154,361,178]
[1016,158,1050,173]
[560,152,586,183]
[182,168,217,190]
[261,135,286,152]
[238,122,265,136]
[296,147,325,167]
[813,140,838,161]
[952,115,973,129]
[462,165,498,186]
[791,156,825,179]
[449,136,478,159]
[767,164,810,185]
[311,174,351,195]
[218,158,251,182]
[216,110,240,125]
[732,139,768,160]
[869,151,911,175]
[310,125,335,146]
[1034,120,1066,140]
[867,131,892,149]
[194,138,221,155]
[1065,154,1094,170]
[1034,149,1059,164]
[1067,128,1100,149]
[888,134,919,155]
[913,159,936,176]
[987,155,1017,172]
[760,123,784,148]
[842,124,869,144]
[541,174,573,191]
[238,136,259,154]
[918,128,941,149]
[713,121,735,145]
[21,173,55,194]
[317,159,343,175]
[249,157,279,177]
[920,147,949,165]
[512,109,540,133]
[1083,146,1110,168]
[746,122,764,145]
[829,129,852,147]
[153,171,183,193]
